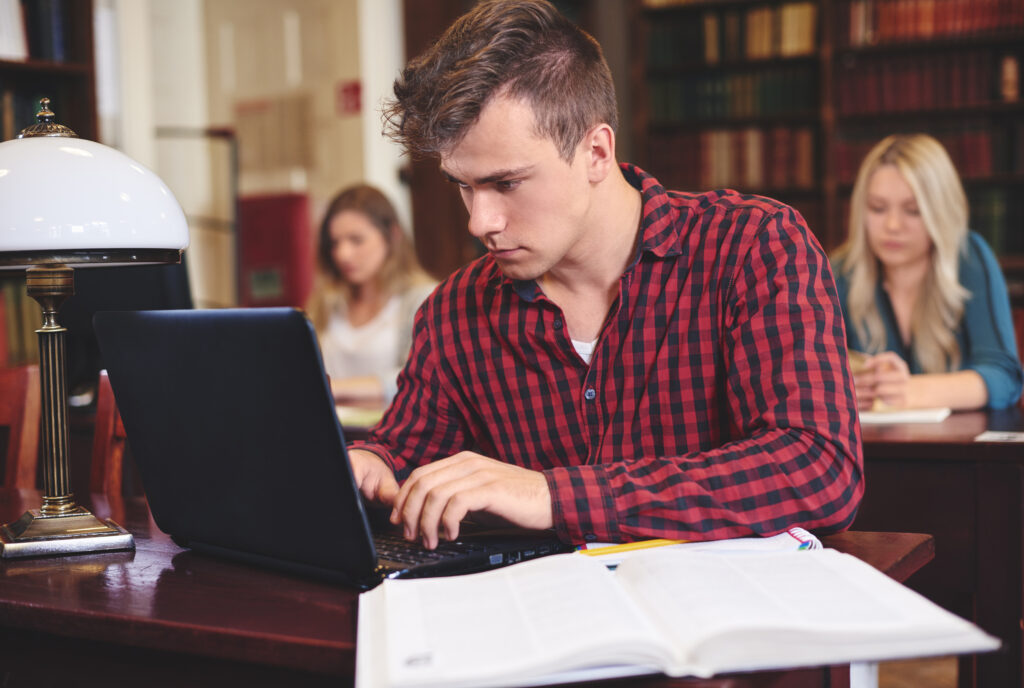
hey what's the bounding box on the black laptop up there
[93,307,570,588]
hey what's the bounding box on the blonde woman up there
[306,184,436,403]
[831,134,1022,411]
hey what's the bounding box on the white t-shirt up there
[572,338,597,365]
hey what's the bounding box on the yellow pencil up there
[578,538,687,557]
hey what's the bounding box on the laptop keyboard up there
[374,531,487,566]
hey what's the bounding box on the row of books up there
[834,50,1018,115]
[649,66,817,123]
[647,126,816,194]
[834,120,1024,184]
[0,0,67,63]
[971,188,1024,255]
[1,277,40,367]
[647,2,817,68]
[841,0,1024,47]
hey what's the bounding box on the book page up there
[858,407,951,424]
[615,549,999,675]
[366,553,672,688]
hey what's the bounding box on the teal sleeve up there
[960,232,1022,409]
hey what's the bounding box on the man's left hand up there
[390,452,553,549]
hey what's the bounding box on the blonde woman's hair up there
[306,184,431,333]
[832,133,970,373]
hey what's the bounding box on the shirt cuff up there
[346,442,400,475]
[544,466,623,545]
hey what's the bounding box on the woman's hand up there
[851,351,911,410]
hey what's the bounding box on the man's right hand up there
[348,448,400,506]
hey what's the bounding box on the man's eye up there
[496,180,520,192]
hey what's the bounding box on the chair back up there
[90,369,127,495]
[0,364,40,488]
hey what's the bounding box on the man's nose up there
[467,192,504,238]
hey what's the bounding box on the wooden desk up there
[0,489,932,688]
[853,406,1024,688]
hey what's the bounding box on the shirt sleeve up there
[960,232,1023,409]
[544,205,864,543]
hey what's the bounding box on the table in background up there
[854,406,1024,688]
[336,402,385,443]
[0,489,932,688]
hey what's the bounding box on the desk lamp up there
[0,99,189,558]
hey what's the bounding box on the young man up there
[347,0,863,549]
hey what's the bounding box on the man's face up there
[440,95,593,282]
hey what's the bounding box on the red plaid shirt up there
[351,164,863,545]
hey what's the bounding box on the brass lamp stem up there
[26,265,76,514]
[0,265,133,558]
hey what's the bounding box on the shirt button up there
[584,388,596,401]
[584,533,597,542]
[553,318,563,330]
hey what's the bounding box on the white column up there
[357,0,412,233]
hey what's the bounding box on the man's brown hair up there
[383,0,617,161]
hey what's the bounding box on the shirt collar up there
[621,163,684,260]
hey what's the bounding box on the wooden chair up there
[90,369,127,496]
[0,364,41,488]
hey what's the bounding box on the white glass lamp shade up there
[0,136,189,269]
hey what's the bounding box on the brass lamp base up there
[0,507,134,559]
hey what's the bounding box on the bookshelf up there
[830,0,1024,298]
[0,0,97,142]
[633,0,826,247]
[633,0,1024,301]
[0,0,97,365]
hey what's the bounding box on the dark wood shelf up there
[649,111,820,128]
[838,174,1024,194]
[0,58,93,76]
[648,55,818,76]
[836,101,1024,123]
[835,32,1024,58]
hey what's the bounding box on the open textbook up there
[356,548,998,688]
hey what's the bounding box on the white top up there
[319,282,436,401]
[572,338,598,365]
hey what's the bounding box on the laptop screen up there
[94,307,381,585]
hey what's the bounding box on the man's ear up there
[582,123,616,183]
